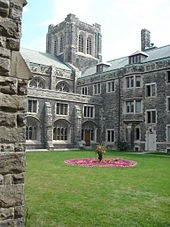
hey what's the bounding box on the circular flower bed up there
[64,158,137,168]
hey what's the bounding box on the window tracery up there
[56,81,69,92]
[87,37,92,55]
[29,77,45,89]
[79,34,84,52]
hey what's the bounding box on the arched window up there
[26,126,37,140]
[54,36,58,55]
[60,36,64,52]
[26,117,40,141]
[53,120,70,141]
[29,77,45,89]
[87,37,92,55]
[47,35,52,53]
[79,34,84,52]
[56,81,69,92]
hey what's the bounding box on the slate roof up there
[81,45,170,77]
[20,48,71,71]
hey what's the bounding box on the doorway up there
[146,129,156,151]
[85,129,90,146]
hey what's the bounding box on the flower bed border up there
[64,158,137,168]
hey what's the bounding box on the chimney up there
[141,29,151,51]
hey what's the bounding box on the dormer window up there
[96,62,110,73]
[96,64,103,73]
[129,51,148,65]
[129,55,141,64]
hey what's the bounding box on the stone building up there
[0,0,31,226]
[22,14,170,152]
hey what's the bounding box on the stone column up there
[0,0,32,226]
[44,102,54,150]
[74,105,82,147]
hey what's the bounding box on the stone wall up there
[0,0,31,226]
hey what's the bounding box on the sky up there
[21,0,170,62]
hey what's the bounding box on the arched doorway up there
[82,121,97,146]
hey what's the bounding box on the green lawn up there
[25,151,170,226]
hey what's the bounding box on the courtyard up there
[25,151,170,226]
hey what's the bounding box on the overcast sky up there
[21,0,170,61]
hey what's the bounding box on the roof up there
[20,48,71,71]
[143,45,170,62]
[81,45,170,78]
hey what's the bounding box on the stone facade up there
[0,0,31,226]
[23,14,170,153]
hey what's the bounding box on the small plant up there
[95,145,106,162]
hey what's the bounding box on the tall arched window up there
[79,34,84,52]
[56,81,69,92]
[60,36,64,52]
[26,117,40,141]
[54,36,58,55]
[29,77,45,89]
[87,37,92,55]
[53,120,70,141]
[26,126,37,140]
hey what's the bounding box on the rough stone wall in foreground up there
[0,0,31,226]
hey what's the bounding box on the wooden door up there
[85,129,90,146]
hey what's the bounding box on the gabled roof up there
[20,48,71,71]
[129,50,148,57]
[80,45,170,78]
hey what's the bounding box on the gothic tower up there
[46,14,102,70]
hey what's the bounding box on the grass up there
[25,150,170,226]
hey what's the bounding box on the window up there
[167,97,170,111]
[54,36,58,54]
[129,55,141,64]
[126,100,142,113]
[53,127,67,141]
[96,64,103,73]
[136,76,141,87]
[167,71,170,83]
[146,110,156,124]
[60,36,64,52]
[136,100,142,113]
[28,100,37,113]
[26,126,37,140]
[126,76,134,88]
[79,34,84,52]
[56,103,68,115]
[126,101,134,113]
[167,126,170,142]
[87,37,92,55]
[93,83,101,95]
[146,83,156,97]
[56,81,69,92]
[107,81,115,93]
[82,86,88,95]
[107,130,114,143]
[126,75,142,89]
[47,35,52,53]
[29,78,45,89]
[84,106,94,118]
[135,127,140,140]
